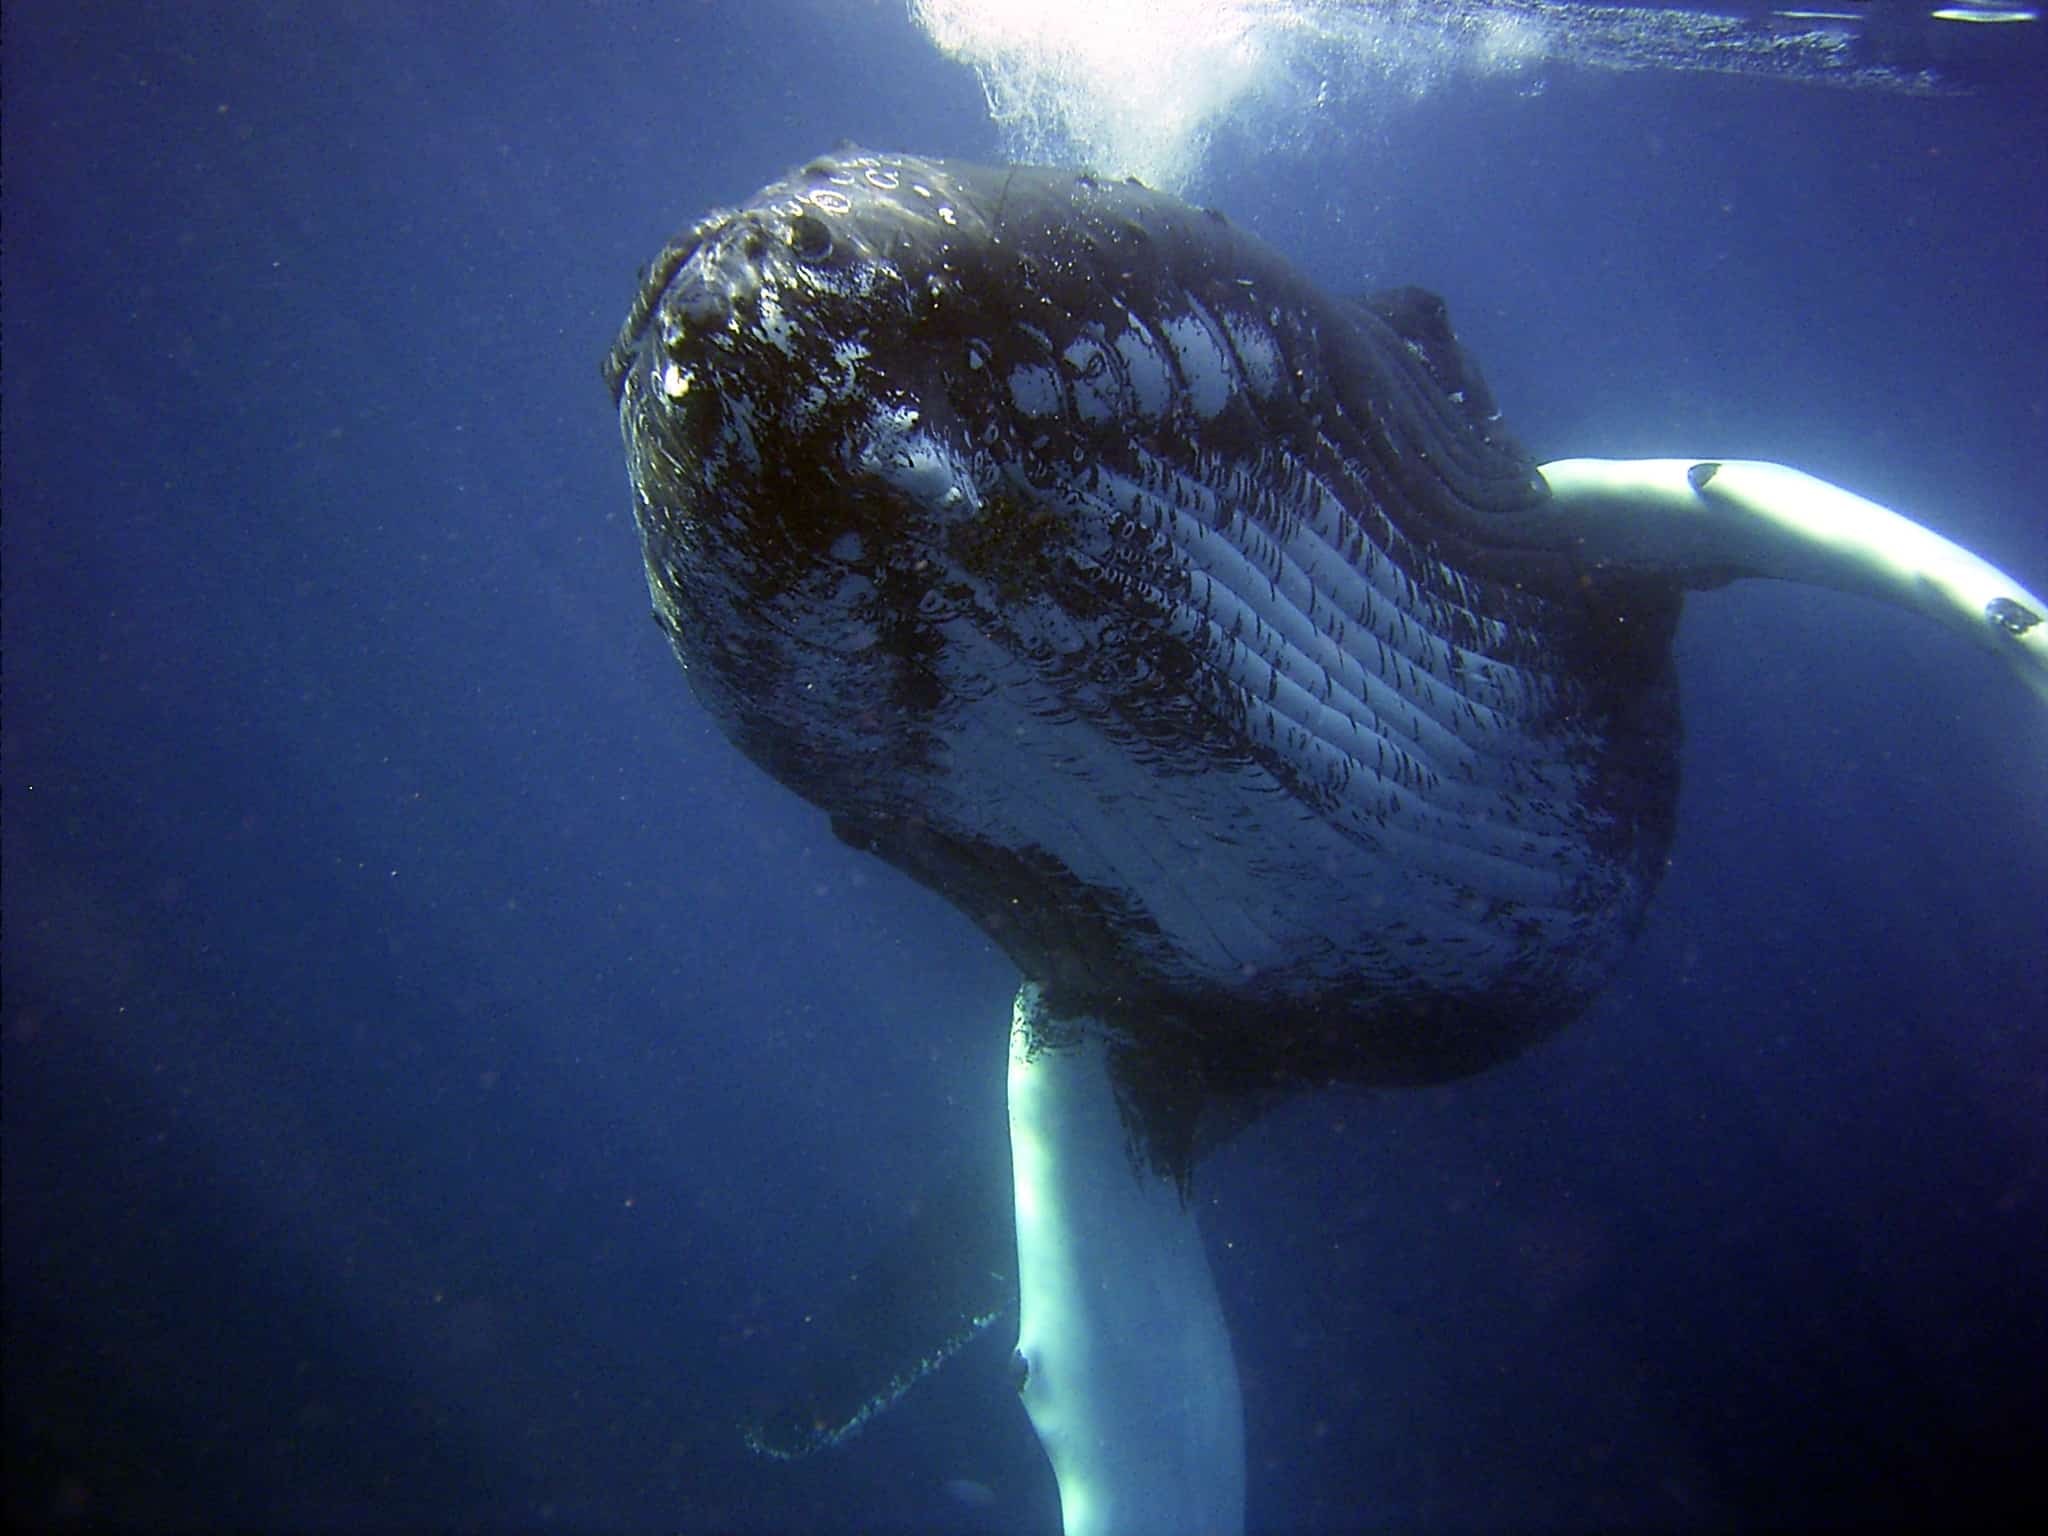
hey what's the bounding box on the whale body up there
[606,151,1683,1146]
[605,150,2047,1533]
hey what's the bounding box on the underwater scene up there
[6,3,2046,1531]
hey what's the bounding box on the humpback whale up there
[605,150,2047,1535]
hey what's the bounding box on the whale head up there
[608,150,1683,1149]
[602,148,1315,790]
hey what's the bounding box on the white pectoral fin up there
[1007,988,1244,1536]
[1538,458,2048,707]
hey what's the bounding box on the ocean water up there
[4,3,2045,1531]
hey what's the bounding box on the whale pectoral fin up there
[742,1124,1017,1459]
[1536,458,2048,706]
[1008,988,1245,1536]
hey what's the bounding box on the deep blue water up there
[5,3,2045,1531]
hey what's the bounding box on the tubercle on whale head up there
[609,151,1286,457]
[605,153,1068,841]
[609,152,1196,719]
[610,150,992,416]
[609,153,1004,572]
[607,150,1317,611]
[610,154,1326,800]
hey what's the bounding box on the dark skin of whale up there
[606,150,1683,1170]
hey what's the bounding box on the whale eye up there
[788,210,834,264]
